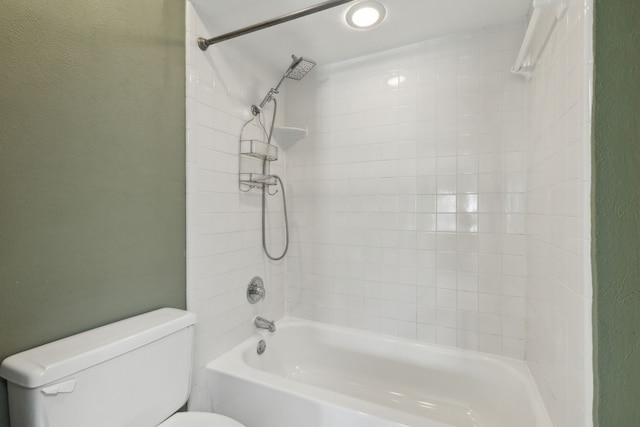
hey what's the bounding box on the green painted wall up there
[0,1,185,425]
[593,0,640,425]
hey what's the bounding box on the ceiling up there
[191,0,532,70]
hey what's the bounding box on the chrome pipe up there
[197,0,356,51]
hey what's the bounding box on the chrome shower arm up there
[258,88,279,110]
[197,0,356,51]
[252,86,280,115]
[258,72,288,110]
[252,55,315,115]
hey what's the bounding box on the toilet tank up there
[0,308,196,427]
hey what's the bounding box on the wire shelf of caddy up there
[239,138,278,192]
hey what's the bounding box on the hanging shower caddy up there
[239,137,278,190]
[238,124,306,191]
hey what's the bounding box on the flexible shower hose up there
[262,174,289,260]
[261,98,289,261]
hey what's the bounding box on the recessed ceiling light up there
[345,1,387,30]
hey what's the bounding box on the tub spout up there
[254,316,276,332]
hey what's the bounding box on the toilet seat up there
[158,412,246,427]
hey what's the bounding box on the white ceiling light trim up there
[345,1,387,29]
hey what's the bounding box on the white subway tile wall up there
[186,3,593,426]
[284,23,529,359]
[186,2,287,411]
[525,0,593,426]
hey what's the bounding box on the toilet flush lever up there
[42,379,76,395]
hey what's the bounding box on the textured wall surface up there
[0,1,185,425]
[593,0,640,424]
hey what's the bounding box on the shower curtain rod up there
[197,0,357,51]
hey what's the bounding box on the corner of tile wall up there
[186,1,287,411]
[524,0,593,424]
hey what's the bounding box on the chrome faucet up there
[254,316,276,332]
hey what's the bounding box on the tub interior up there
[227,320,544,427]
[249,349,516,426]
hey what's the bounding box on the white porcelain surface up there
[207,318,552,427]
[159,412,245,427]
[0,309,196,427]
[0,308,195,388]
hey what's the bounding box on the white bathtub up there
[206,318,552,427]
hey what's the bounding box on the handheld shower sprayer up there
[243,54,315,261]
[252,55,316,115]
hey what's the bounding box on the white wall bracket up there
[512,0,568,77]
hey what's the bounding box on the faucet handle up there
[247,276,265,304]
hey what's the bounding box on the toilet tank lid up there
[0,308,196,388]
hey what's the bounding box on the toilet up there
[0,308,246,427]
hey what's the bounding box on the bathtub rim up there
[205,316,553,427]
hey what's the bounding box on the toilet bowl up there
[160,412,245,427]
[0,308,246,427]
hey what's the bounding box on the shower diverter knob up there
[247,276,265,304]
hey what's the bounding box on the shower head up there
[253,54,316,114]
[284,56,316,81]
